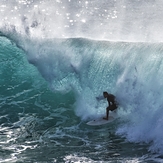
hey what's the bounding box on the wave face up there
[1,35,163,161]
[27,38,163,154]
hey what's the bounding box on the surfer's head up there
[103,92,108,98]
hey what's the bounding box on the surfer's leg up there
[106,107,109,119]
[103,107,109,120]
[110,104,116,111]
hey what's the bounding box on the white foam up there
[1,0,163,41]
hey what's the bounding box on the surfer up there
[103,92,117,120]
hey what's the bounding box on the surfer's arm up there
[96,96,104,101]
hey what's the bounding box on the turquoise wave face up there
[0,36,75,125]
[0,37,77,162]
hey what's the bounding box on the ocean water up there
[1,0,163,163]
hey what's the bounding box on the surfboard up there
[86,116,115,126]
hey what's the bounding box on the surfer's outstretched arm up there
[96,96,104,101]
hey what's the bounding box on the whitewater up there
[0,0,163,162]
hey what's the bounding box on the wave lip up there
[1,0,163,41]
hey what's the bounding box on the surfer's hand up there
[96,96,104,101]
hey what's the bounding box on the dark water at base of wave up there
[0,111,155,163]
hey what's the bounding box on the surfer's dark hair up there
[103,92,108,95]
